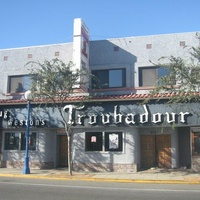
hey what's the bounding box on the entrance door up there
[59,135,68,167]
[156,135,171,168]
[141,135,156,168]
[141,135,171,169]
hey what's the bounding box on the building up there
[0,18,200,172]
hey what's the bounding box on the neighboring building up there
[0,18,200,172]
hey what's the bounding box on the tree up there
[150,33,200,103]
[27,58,88,175]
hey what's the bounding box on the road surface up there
[0,177,199,200]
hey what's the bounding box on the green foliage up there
[150,33,200,103]
[26,58,89,132]
[28,58,88,103]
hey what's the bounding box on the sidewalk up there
[0,168,200,184]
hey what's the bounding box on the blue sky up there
[0,0,200,49]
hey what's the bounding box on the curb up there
[0,173,200,184]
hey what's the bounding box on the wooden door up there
[141,135,156,169]
[141,135,171,169]
[156,135,171,168]
[59,135,68,167]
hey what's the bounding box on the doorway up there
[140,135,171,169]
[178,127,191,168]
[58,135,68,167]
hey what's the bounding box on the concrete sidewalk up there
[0,168,200,184]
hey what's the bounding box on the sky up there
[0,0,200,49]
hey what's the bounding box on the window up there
[4,132,36,150]
[105,132,123,151]
[85,132,123,152]
[8,75,32,93]
[21,132,37,150]
[85,132,103,151]
[139,67,170,87]
[92,69,126,89]
[192,133,200,155]
[5,133,20,150]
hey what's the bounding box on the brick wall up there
[73,162,138,172]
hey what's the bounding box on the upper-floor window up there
[139,66,169,87]
[92,69,126,89]
[8,75,32,93]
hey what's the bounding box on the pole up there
[23,100,31,174]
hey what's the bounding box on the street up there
[0,177,200,200]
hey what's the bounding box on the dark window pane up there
[21,132,36,150]
[4,133,20,150]
[92,69,126,89]
[29,132,36,150]
[21,132,26,150]
[92,70,108,89]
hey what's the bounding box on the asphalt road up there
[0,177,200,200]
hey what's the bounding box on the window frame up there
[91,68,126,89]
[7,74,32,94]
[105,132,123,152]
[139,66,157,87]
[85,132,103,151]
[138,66,171,87]
[4,131,37,151]
[4,132,20,150]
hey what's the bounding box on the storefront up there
[0,99,200,172]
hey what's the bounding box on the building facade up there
[0,18,200,172]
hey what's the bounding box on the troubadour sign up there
[63,104,190,126]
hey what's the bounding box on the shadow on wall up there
[72,129,139,172]
[89,40,137,95]
[90,40,137,66]
[72,133,108,172]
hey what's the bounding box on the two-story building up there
[0,18,200,172]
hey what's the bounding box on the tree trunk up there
[64,122,72,176]
[68,134,72,175]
